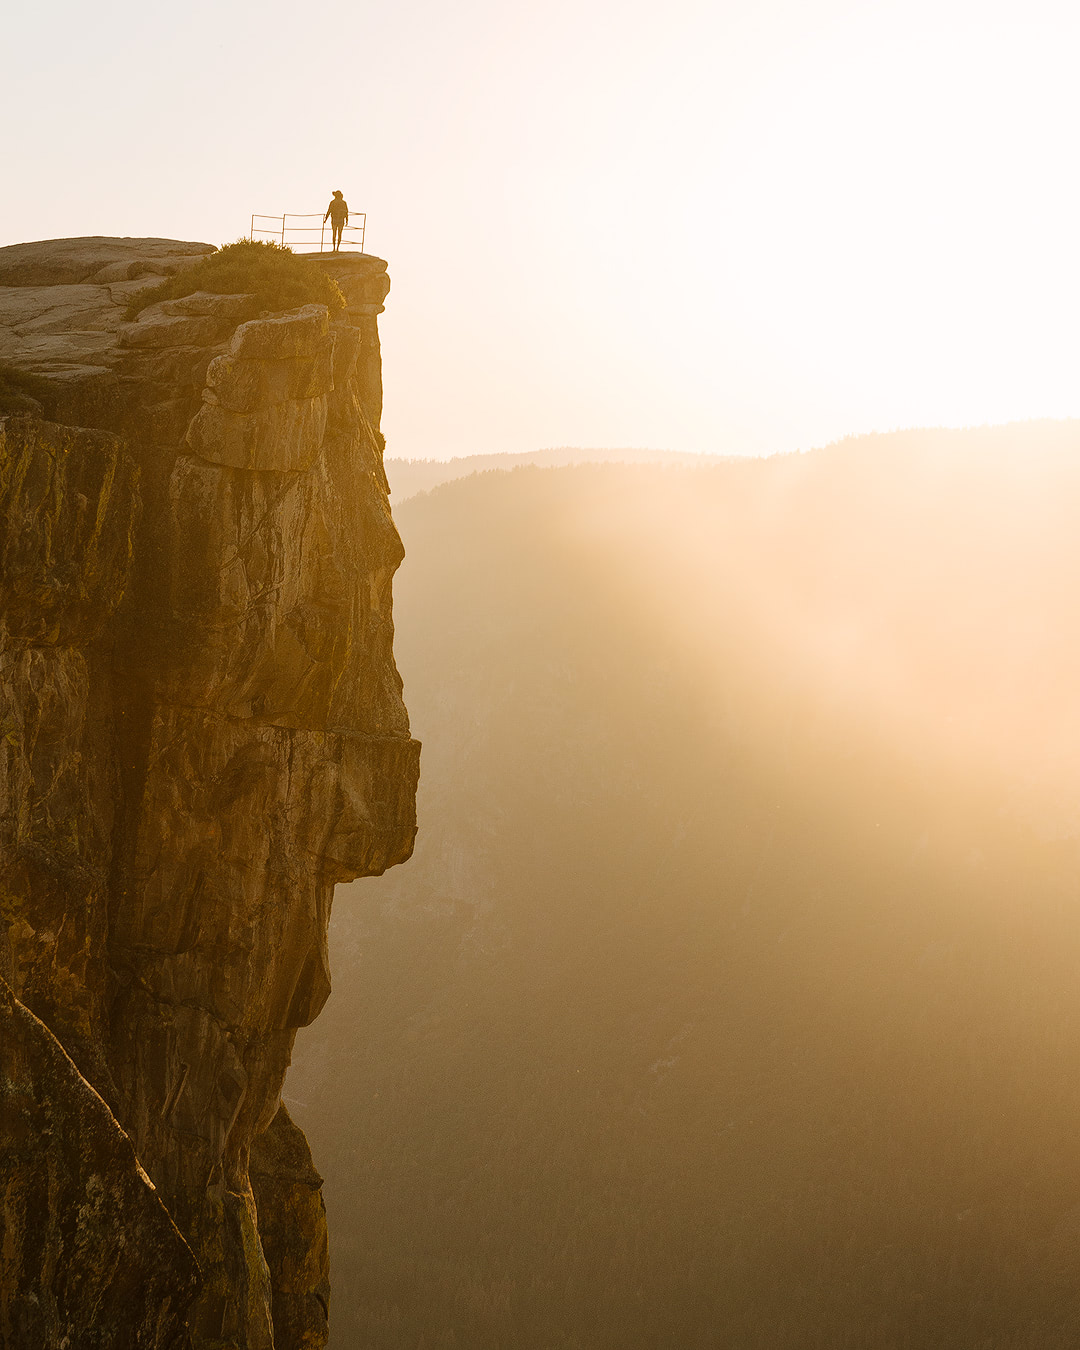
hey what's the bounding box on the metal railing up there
[249,212,367,254]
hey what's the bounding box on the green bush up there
[125,239,346,320]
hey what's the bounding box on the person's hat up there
[333,190,343,197]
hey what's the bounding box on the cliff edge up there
[0,238,420,1348]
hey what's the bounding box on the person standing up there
[324,190,349,252]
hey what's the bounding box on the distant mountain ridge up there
[384,422,1080,502]
[384,446,733,500]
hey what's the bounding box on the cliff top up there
[0,237,390,386]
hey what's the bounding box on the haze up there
[4,0,1078,458]
[7,1,1080,1342]
[292,426,1080,1346]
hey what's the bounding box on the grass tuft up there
[124,239,346,321]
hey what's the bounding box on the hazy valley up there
[292,422,1080,1349]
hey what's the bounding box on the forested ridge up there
[383,447,731,502]
[292,422,1080,1349]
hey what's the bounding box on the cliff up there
[0,237,420,1348]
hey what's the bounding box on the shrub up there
[124,239,346,321]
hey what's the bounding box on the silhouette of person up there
[324,190,349,252]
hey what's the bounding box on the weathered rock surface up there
[0,239,417,1347]
[0,977,199,1349]
[0,414,139,1092]
[0,236,214,289]
[250,1107,331,1350]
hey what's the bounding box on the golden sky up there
[3,0,1078,459]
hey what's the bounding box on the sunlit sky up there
[3,0,1078,459]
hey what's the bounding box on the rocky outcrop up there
[0,238,419,1347]
[0,237,214,391]
[250,1108,331,1350]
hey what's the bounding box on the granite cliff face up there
[0,238,420,1348]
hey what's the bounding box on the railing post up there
[280,215,286,247]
